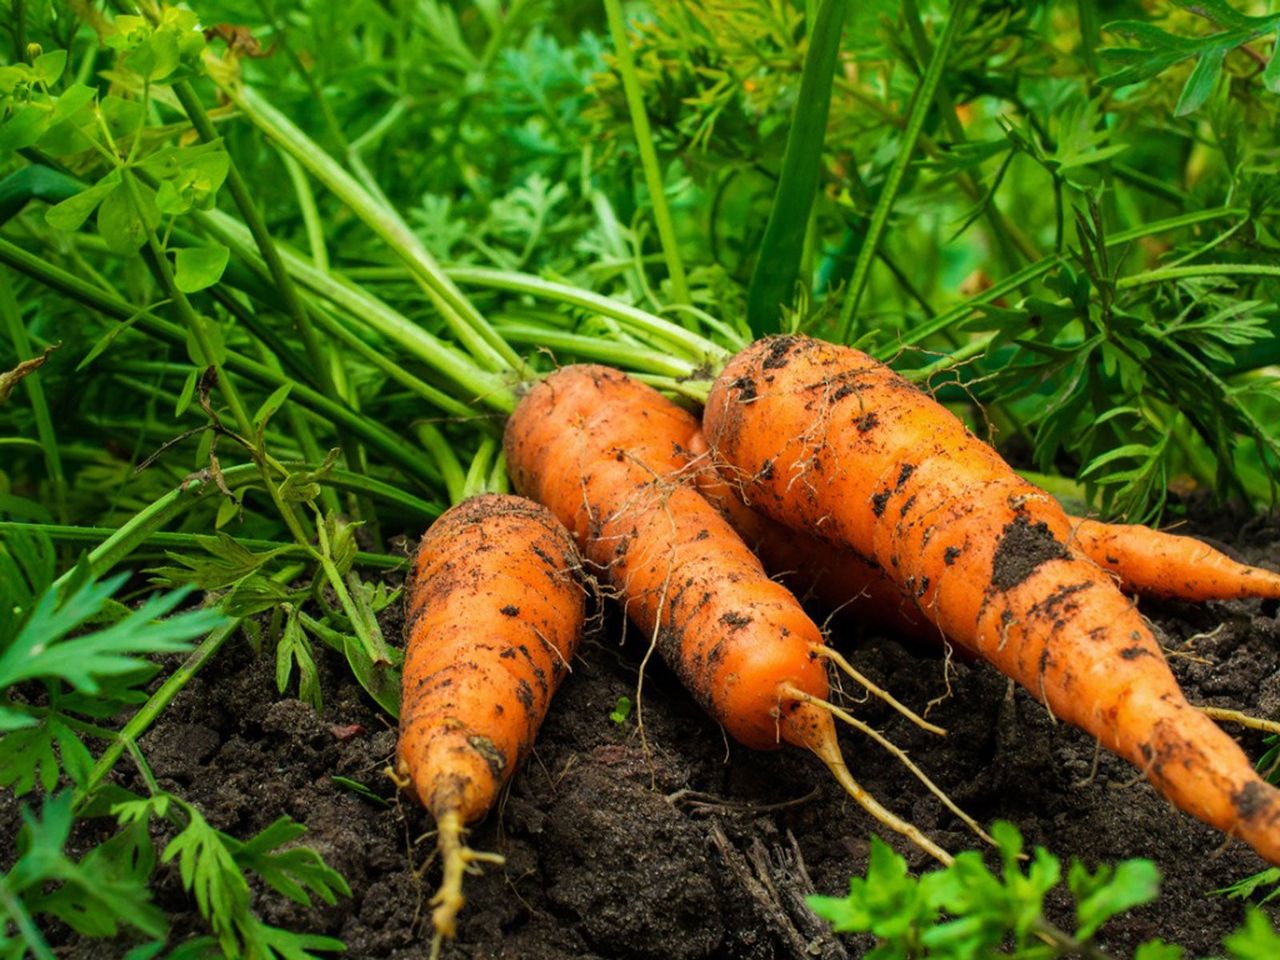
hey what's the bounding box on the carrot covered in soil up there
[505,364,981,862]
[703,335,1280,863]
[395,494,585,947]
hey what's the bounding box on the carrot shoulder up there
[396,494,585,943]
[703,335,1280,864]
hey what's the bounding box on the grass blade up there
[746,0,848,336]
[836,0,971,342]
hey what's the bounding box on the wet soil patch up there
[5,507,1280,958]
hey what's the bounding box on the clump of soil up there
[5,505,1280,958]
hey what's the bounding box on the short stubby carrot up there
[703,335,1280,864]
[395,494,585,945]
[505,364,976,862]
[1070,516,1280,601]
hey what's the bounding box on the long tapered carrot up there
[703,335,1280,864]
[394,494,585,947]
[505,364,980,860]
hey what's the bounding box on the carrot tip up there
[429,809,505,942]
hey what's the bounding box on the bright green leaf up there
[174,245,230,293]
[1176,47,1226,116]
[33,50,68,85]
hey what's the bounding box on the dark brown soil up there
[7,502,1280,958]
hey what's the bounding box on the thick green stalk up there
[50,485,191,589]
[445,265,727,365]
[0,235,443,479]
[602,0,692,308]
[837,0,971,342]
[223,82,523,374]
[0,522,405,569]
[495,322,700,378]
[196,208,512,413]
[415,423,467,505]
[746,0,847,334]
[0,269,67,522]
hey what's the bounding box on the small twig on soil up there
[665,787,819,815]
[709,820,849,960]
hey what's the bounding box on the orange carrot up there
[703,335,1280,863]
[395,494,585,946]
[505,364,979,862]
[691,432,1280,624]
[1069,516,1280,601]
[687,430,932,640]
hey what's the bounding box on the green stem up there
[602,0,692,308]
[416,423,467,505]
[746,0,847,334]
[0,235,443,479]
[901,0,1025,274]
[80,621,235,801]
[462,437,497,500]
[196,208,511,413]
[50,485,191,589]
[0,522,405,568]
[223,82,523,375]
[446,265,726,365]
[281,150,329,272]
[837,0,971,342]
[169,79,338,402]
[495,322,699,378]
[1116,263,1280,288]
[0,269,67,522]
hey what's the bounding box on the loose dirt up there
[6,499,1280,958]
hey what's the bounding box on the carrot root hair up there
[779,687,955,865]
[429,809,504,954]
[1198,705,1280,737]
[813,644,946,736]
[783,684,991,851]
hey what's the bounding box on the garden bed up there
[9,502,1279,959]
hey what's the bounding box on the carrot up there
[504,364,983,863]
[703,335,1280,863]
[1069,516,1280,602]
[394,493,585,949]
[688,429,933,640]
[692,432,1280,621]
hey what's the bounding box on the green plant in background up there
[808,822,1280,959]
